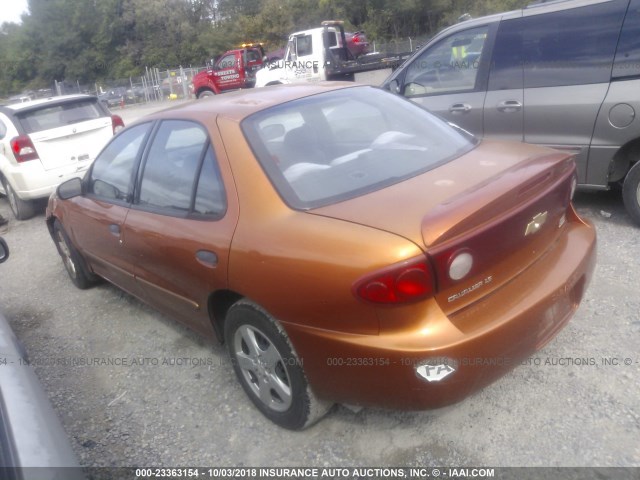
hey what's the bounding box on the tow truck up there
[255,21,413,87]
[191,43,265,98]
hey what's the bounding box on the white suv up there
[0,95,124,219]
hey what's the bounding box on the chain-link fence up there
[53,66,207,108]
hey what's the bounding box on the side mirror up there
[388,79,401,95]
[57,177,83,200]
[0,237,9,264]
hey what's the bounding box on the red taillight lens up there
[10,135,39,163]
[354,257,436,305]
[111,115,125,134]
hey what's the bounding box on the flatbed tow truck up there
[256,21,414,87]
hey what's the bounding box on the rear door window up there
[137,120,226,218]
[613,0,640,78]
[513,0,627,88]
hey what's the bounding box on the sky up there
[0,0,29,25]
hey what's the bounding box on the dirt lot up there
[0,100,638,468]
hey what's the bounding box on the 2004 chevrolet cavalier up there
[46,83,596,429]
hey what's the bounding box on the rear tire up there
[622,161,640,226]
[2,179,35,220]
[224,299,332,430]
[52,220,99,289]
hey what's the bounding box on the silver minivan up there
[383,0,640,224]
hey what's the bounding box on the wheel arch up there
[207,289,243,343]
[610,137,640,184]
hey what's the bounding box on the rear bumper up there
[2,162,88,200]
[284,208,597,410]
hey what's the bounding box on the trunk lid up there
[311,140,576,314]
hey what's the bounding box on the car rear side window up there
[496,0,627,89]
[194,145,227,217]
[17,99,105,134]
[613,0,640,78]
[242,87,475,210]
[89,123,151,202]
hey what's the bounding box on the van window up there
[501,1,626,88]
[613,0,640,78]
[403,26,490,97]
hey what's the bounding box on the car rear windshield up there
[16,99,104,134]
[242,86,476,210]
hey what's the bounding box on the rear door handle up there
[449,103,472,114]
[196,250,218,268]
[497,100,522,112]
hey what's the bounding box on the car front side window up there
[88,123,151,202]
[403,25,490,97]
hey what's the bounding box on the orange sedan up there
[46,83,596,429]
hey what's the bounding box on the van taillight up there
[111,115,125,134]
[10,136,39,163]
[354,256,436,305]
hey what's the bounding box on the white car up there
[0,95,124,219]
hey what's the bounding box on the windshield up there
[242,86,476,209]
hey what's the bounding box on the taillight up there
[111,115,125,134]
[354,256,436,305]
[10,135,39,163]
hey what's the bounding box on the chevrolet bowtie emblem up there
[525,211,548,236]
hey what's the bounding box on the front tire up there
[197,89,215,99]
[52,220,99,289]
[622,161,640,226]
[224,299,331,430]
[2,179,35,220]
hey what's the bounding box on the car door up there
[122,120,239,338]
[517,1,627,183]
[589,0,640,186]
[484,22,525,142]
[288,31,322,83]
[214,52,242,91]
[395,24,495,136]
[66,122,152,297]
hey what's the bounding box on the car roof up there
[434,0,616,34]
[144,82,362,124]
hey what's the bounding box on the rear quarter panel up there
[217,116,423,335]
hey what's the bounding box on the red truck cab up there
[191,44,265,98]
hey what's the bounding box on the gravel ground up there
[0,102,638,468]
